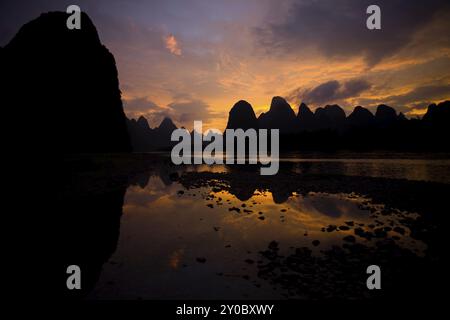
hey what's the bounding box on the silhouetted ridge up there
[375,104,398,127]
[347,106,375,127]
[297,102,314,119]
[226,100,258,130]
[398,112,407,121]
[423,103,438,122]
[157,117,177,134]
[422,100,450,126]
[297,103,316,131]
[258,96,298,133]
[315,104,346,130]
[1,12,131,152]
[220,98,450,151]
[137,116,151,131]
[127,116,178,151]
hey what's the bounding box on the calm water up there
[87,154,448,300]
[183,154,450,184]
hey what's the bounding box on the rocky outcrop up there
[1,11,131,152]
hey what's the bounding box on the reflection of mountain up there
[63,180,127,298]
[1,12,131,152]
[179,166,450,223]
[62,157,161,298]
[63,155,449,300]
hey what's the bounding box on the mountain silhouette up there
[126,98,450,152]
[226,100,258,130]
[155,117,178,149]
[219,97,450,151]
[420,100,450,145]
[398,112,407,121]
[375,104,398,127]
[1,11,131,153]
[422,100,450,127]
[315,104,346,130]
[258,96,298,134]
[137,115,152,131]
[347,106,375,128]
[157,117,178,137]
[127,116,178,151]
[297,103,316,131]
[4,13,447,154]
[127,117,153,151]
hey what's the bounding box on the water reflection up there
[182,158,450,183]
[63,154,449,300]
[87,166,435,300]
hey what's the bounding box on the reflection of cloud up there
[124,176,176,208]
[168,249,184,269]
[287,193,366,219]
[165,34,182,56]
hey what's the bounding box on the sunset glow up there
[2,0,449,130]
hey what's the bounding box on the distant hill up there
[297,103,316,131]
[375,104,398,127]
[222,97,450,151]
[314,104,346,131]
[0,11,131,153]
[128,99,450,152]
[127,116,178,151]
[422,100,450,127]
[258,96,298,134]
[226,100,258,130]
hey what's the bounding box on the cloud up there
[168,99,213,124]
[255,0,450,66]
[382,84,450,116]
[123,97,169,127]
[124,95,215,129]
[3,0,449,127]
[165,34,182,56]
[385,84,450,106]
[352,84,450,116]
[302,81,340,105]
[288,78,371,106]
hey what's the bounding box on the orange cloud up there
[165,34,181,56]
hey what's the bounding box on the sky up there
[1,0,450,129]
